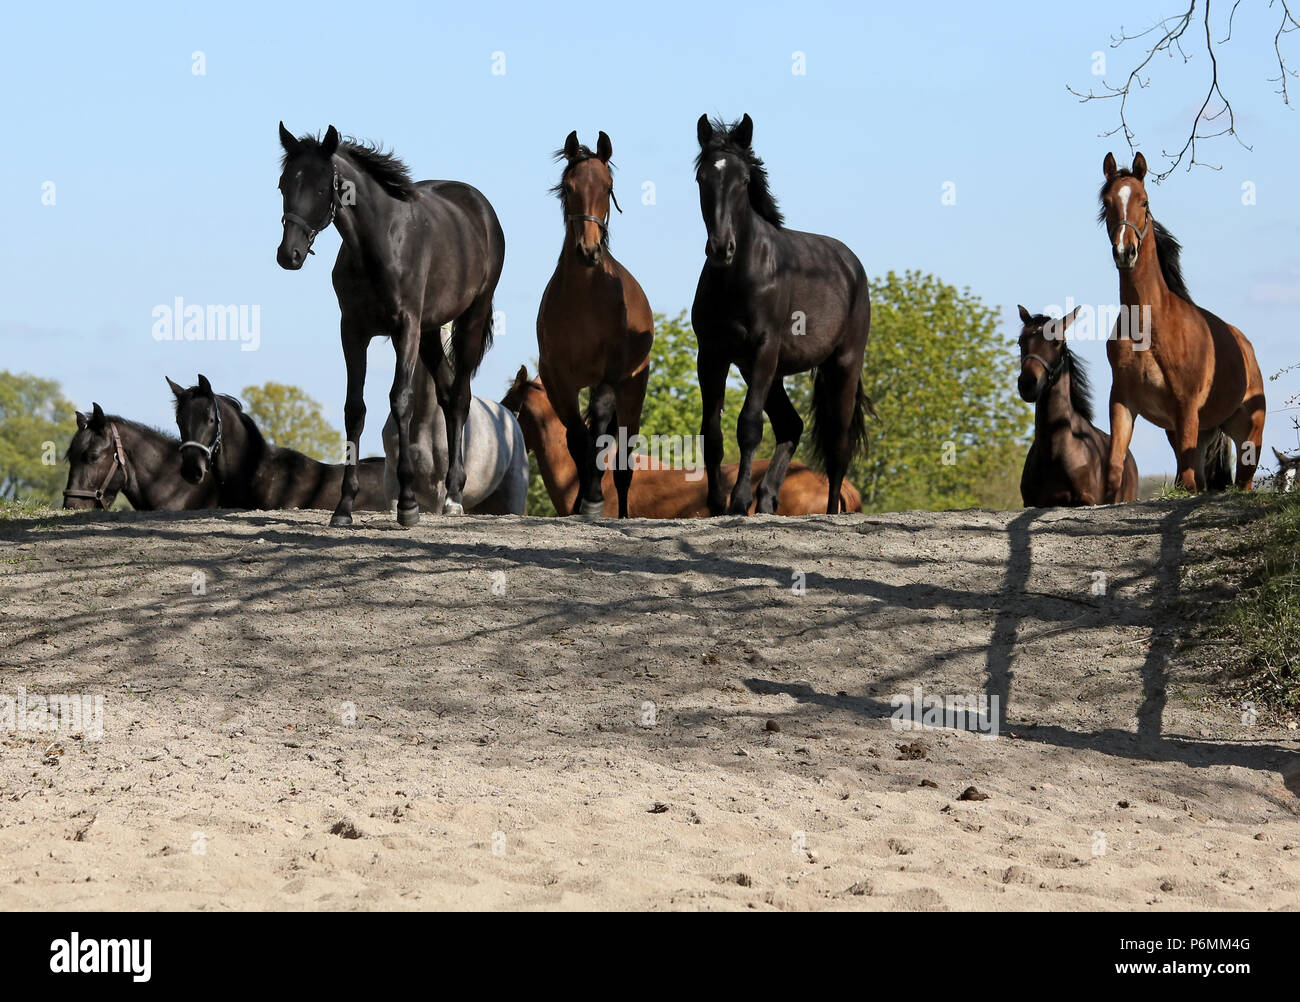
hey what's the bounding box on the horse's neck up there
[1034,369,1079,440]
[1118,239,1171,310]
[522,396,580,512]
[332,157,403,262]
[214,401,259,494]
[116,422,170,509]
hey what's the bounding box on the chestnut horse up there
[1017,306,1137,507]
[502,367,861,517]
[1099,152,1265,499]
[536,131,653,517]
[692,115,872,515]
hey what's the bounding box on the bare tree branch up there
[1068,0,1293,181]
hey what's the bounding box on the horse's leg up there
[579,382,617,516]
[728,344,778,516]
[331,320,369,527]
[389,318,423,526]
[1105,395,1137,503]
[545,384,590,515]
[697,347,730,516]
[612,368,649,519]
[821,361,861,515]
[1169,407,1200,493]
[440,302,490,515]
[755,379,802,515]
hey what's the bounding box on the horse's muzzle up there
[1017,370,1041,403]
[706,236,736,267]
[277,242,305,270]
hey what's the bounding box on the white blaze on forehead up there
[714,159,726,171]
[1115,185,1132,254]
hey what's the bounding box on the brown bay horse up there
[1017,306,1137,506]
[536,131,654,517]
[1099,152,1265,499]
[503,367,861,517]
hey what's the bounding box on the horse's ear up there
[696,114,713,148]
[731,114,754,149]
[279,121,299,156]
[1274,447,1288,463]
[1103,152,1117,180]
[1017,305,1032,325]
[1132,151,1148,181]
[90,403,106,429]
[596,131,612,163]
[322,125,340,156]
[563,131,580,160]
[166,376,185,399]
[75,411,88,431]
[515,365,529,384]
[197,374,213,396]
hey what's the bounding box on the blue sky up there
[2,0,1297,477]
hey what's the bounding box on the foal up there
[169,375,387,512]
[63,403,219,511]
[1017,306,1137,507]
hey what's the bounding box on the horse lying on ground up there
[503,367,862,517]
[63,403,220,511]
[169,374,388,512]
[1017,305,1138,507]
[381,340,527,515]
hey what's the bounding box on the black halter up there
[1024,350,1069,389]
[179,396,223,479]
[563,156,622,239]
[281,170,340,255]
[63,422,130,509]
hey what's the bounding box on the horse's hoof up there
[442,500,465,516]
[577,499,605,518]
[329,512,353,527]
[396,505,420,528]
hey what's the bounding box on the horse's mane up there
[550,145,614,247]
[1098,171,1193,303]
[694,117,784,228]
[1025,314,1094,423]
[65,414,178,462]
[282,132,416,201]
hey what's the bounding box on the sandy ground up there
[0,498,1296,911]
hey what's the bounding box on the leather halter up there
[179,396,223,478]
[63,422,130,509]
[1024,350,1068,389]
[563,156,621,239]
[281,170,340,255]
[1110,208,1153,258]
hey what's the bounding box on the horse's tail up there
[447,300,495,380]
[808,367,874,474]
[838,476,864,513]
[1205,430,1234,490]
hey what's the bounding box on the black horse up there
[691,115,872,515]
[169,375,388,512]
[276,123,506,526]
[63,403,219,511]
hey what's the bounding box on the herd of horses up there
[61,117,1270,519]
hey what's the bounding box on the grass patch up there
[0,497,60,522]
[1196,490,1300,717]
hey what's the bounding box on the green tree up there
[787,270,1028,511]
[241,382,342,462]
[0,371,76,504]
